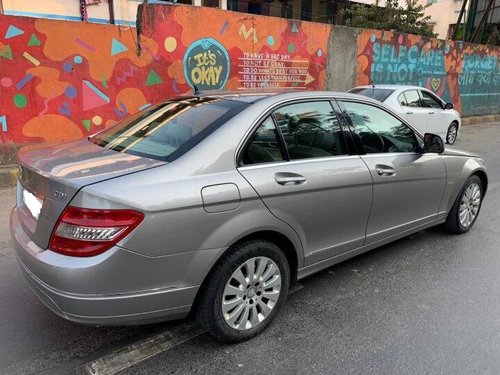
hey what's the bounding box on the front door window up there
[342,101,419,154]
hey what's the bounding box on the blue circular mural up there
[183,38,230,91]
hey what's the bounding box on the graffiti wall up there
[356,29,500,116]
[0,6,329,146]
[138,5,329,93]
[0,15,156,145]
[0,4,499,148]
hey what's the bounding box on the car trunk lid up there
[16,138,164,249]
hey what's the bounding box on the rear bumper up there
[16,257,195,325]
[10,207,223,325]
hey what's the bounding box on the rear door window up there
[349,88,395,102]
[91,98,248,161]
[242,117,286,165]
[402,90,421,107]
[272,101,347,160]
[397,93,407,106]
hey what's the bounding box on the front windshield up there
[91,98,249,161]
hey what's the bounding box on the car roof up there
[352,84,427,91]
[175,89,381,104]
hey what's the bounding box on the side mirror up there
[423,133,444,154]
[444,102,453,110]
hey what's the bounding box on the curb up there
[462,115,500,126]
[0,165,18,189]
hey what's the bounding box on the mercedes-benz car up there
[348,85,461,145]
[10,91,486,342]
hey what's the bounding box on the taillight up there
[49,206,144,257]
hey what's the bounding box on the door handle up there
[428,111,435,114]
[406,111,414,115]
[375,165,396,176]
[275,172,307,186]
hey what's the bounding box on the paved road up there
[1,123,500,374]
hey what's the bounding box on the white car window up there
[402,90,421,108]
[420,91,443,109]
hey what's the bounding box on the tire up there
[444,175,483,234]
[196,239,290,342]
[446,122,458,145]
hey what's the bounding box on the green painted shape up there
[82,120,91,132]
[146,69,163,86]
[288,43,295,53]
[13,94,27,108]
[0,45,13,60]
[101,73,108,89]
[28,33,41,46]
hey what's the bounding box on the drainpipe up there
[452,0,468,40]
[108,0,115,24]
[80,0,88,22]
[464,0,479,42]
[470,0,494,42]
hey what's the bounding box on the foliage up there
[345,0,437,38]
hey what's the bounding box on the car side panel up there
[238,156,373,265]
[71,166,304,265]
[360,152,447,244]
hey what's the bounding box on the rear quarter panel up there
[71,164,304,266]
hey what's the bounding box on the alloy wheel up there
[447,124,458,144]
[459,182,481,228]
[222,256,281,331]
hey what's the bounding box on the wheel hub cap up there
[221,256,281,331]
[448,126,457,143]
[459,182,481,228]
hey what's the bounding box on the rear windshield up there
[349,88,395,102]
[91,98,249,161]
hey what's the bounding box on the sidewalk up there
[461,114,500,125]
[0,165,18,189]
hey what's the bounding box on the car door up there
[338,100,447,245]
[419,89,447,140]
[397,89,429,135]
[237,100,372,265]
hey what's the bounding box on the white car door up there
[419,89,448,140]
[396,89,429,135]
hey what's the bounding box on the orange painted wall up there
[0,5,330,146]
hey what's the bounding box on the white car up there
[348,85,461,145]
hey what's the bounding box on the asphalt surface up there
[1,123,499,374]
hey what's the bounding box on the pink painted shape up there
[82,81,109,111]
[1,77,13,87]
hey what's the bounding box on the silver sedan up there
[10,91,487,342]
